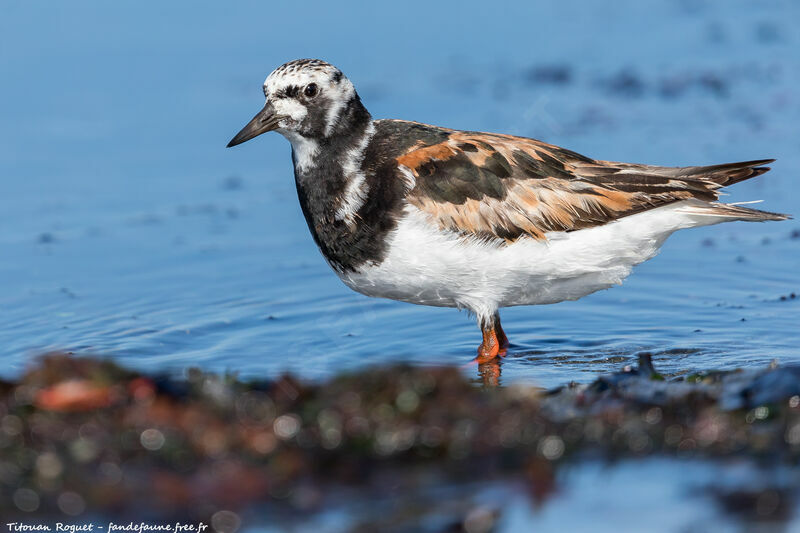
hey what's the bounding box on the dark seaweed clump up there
[1,353,800,526]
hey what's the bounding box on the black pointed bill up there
[227,104,285,147]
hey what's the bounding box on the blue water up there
[249,458,800,533]
[1,0,798,388]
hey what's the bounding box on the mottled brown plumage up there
[390,121,784,241]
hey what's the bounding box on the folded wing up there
[395,126,785,241]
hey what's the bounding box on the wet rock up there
[602,69,646,98]
[738,367,800,409]
[523,64,572,86]
[659,71,729,100]
[697,72,728,98]
[710,487,793,522]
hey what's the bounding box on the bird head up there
[227,59,366,148]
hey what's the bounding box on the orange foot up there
[476,316,510,363]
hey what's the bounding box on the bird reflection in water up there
[474,353,506,387]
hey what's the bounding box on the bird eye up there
[304,83,318,98]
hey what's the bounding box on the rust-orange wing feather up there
[393,123,775,241]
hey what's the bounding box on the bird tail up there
[671,158,775,188]
[678,200,790,222]
[663,159,789,221]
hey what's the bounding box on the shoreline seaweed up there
[1,353,799,526]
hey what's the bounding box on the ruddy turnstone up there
[227,59,788,361]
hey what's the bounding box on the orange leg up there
[476,313,510,362]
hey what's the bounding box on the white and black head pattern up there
[228,59,373,174]
[263,59,359,140]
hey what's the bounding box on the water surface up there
[1,0,798,387]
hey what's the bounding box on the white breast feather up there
[338,200,733,322]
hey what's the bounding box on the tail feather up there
[597,158,775,189]
[585,157,789,222]
[679,200,790,222]
[676,159,789,221]
[672,159,775,188]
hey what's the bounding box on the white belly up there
[338,202,724,319]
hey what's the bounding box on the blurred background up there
[1,0,798,385]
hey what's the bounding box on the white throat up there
[283,131,320,173]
